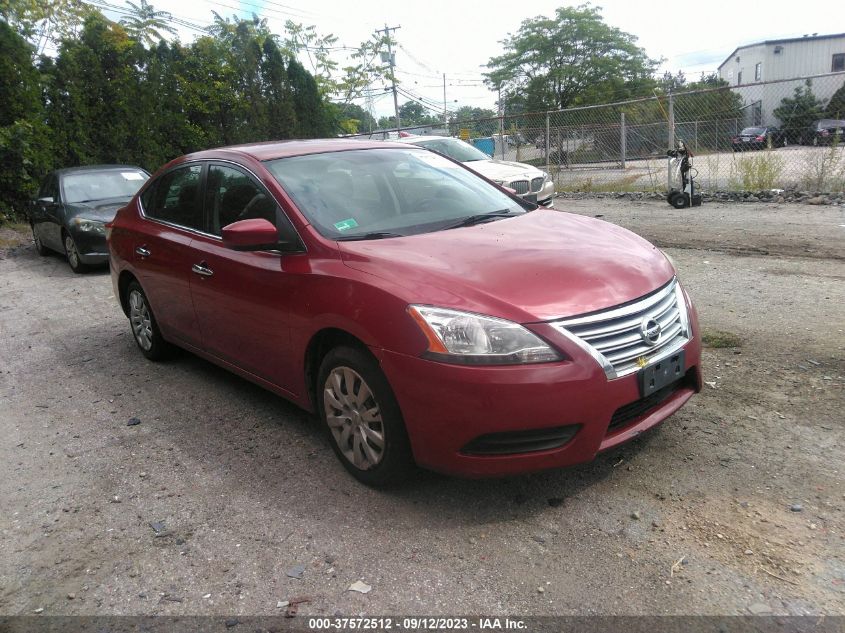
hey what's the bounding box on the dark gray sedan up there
[27,165,149,272]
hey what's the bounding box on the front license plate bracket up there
[638,350,685,397]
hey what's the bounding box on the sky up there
[111,0,845,118]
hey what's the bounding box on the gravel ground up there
[0,200,843,617]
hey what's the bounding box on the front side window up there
[62,169,148,204]
[205,165,278,235]
[833,53,845,72]
[265,148,524,239]
[145,164,203,230]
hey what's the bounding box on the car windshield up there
[265,148,525,239]
[63,170,148,203]
[740,127,765,135]
[817,119,845,129]
[411,138,491,162]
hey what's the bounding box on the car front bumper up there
[378,314,701,478]
[70,227,109,265]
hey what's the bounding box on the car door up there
[132,163,205,349]
[188,162,302,392]
[32,174,63,250]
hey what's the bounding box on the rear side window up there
[145,164,203,230]
[205,165,278,235]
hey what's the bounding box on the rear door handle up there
[191,263,214,277]
[135,246,151,257]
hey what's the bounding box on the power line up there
[194,0,316,23]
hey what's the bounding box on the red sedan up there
[107,139,701,486]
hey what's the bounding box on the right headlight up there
[73,217,105,235]
[408,305,562,365]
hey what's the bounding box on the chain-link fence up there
[359,72,845,194]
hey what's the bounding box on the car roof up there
[181,138,416,162]
[53,164,148,176]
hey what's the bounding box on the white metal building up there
[717,33,845,126]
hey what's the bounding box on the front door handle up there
[135,246,151,257]
[191,263,214,277]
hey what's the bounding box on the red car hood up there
[338,209,675,323]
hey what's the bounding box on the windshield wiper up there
[439,211,514,231]
[336,231,405,241]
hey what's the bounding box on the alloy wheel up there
[323,366,385,470]
[64,234,79,268]
[128,289,154,351]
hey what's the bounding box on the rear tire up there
[125,280,174,361]
[317,346,415,487]
[32,225,48,256]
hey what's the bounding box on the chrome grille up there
[549,279,690,379]
[530,177,544,193]
[510,180,529,194]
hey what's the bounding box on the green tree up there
[119,0,177,47]
[335,103,375,134]
[398,101,440,127]
[0,20,53,219]
[774,80,826,144]
[826,81,845,119]
[288,58,331,137]
[44,14,140,165]
[0,0,90,52]
[485,4,658,111]
[261,38,298,140]
[448,106,497,137]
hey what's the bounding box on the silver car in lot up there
[399,136,555,207]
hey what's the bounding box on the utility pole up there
[667,91,675,191]
[443,73,447,130]
[377,24,401,132]
[498,86,505,159]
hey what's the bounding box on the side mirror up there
[221,219,284,251]
[502,186,517,195]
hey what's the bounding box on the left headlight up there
[408,305,562,365]
[73,218,105,235]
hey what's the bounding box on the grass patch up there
[729,151,785,190]
[799,143,845,191]
[0,223,31,249]
[564,174,649,193]
[701,329,743,348]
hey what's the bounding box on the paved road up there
[0,202,843,616]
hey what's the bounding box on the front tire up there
[126,281,173,361]
[63,232,88,273]
[317,346,414,487]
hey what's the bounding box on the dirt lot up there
[0,200,843,617]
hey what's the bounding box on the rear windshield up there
[63,169,149,203]
[740,128,765,135]
[411,138,490,162]
[265,148,523,239]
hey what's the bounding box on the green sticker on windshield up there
[334,218,359,232]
